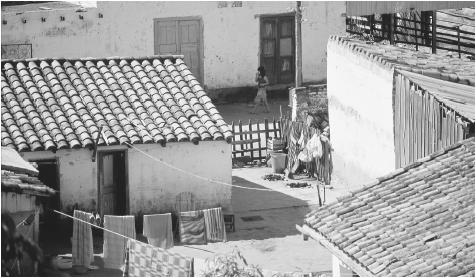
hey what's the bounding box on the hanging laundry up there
[72,210,94,268]
[143,213,174,249]
[124,239,194,277]
[306,133,323,159]
[103,215,136,269]
[203,207,227,242]
[179,210,206,244]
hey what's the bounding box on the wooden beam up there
[296,224,375,277]
[432,10,437,54]
[295,1,303,87]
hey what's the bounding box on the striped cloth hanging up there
[203,207,226,242]
[72,210,94,268]
[179,210,206,245]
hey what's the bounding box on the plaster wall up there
[1,1,346,89]
[327,40,396,188]
[19,141,231,214]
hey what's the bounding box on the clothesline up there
[124,142,278,192]
[51,209,215,253]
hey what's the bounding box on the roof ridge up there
[334,138,474,203]
[1,54,185,65]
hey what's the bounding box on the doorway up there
[260,15,295,85]
[32,159,60,240]
[154,17,203,83]
[98,151,127,216]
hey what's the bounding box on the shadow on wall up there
[228,176,312,241]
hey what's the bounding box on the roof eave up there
[296,224,375,277]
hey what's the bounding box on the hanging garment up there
[203,207,227,242]
[103,215,136,269]
[143,213,174,249]
[72,210,94,268]
[124,239,194,277]
[319,135,333,185]
[306,133,323,159]
[179,211,206,244]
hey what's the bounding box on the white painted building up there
[327,36,474,188]
[1,1,347,98]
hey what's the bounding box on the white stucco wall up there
[1,1,346,89]
[19,141,231,214]
[327,39,396,188]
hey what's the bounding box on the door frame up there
[153,16,204,84]
[97,150,129,216]
[258,12,296,85]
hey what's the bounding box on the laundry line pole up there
[295,1,303,88]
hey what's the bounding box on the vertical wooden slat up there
[404,78,411,166]
[272,117,278,139]
[415,90,421,160]
[394,74,401,168]
[264,118,269,146]
[257,120,263,161]
[429,96,434,154]
[442,107,447,148]
[436,103,442,150]
[409,85,415,163]
[231,121,236,158]
[248,119,254,161]
[238,120,244,158]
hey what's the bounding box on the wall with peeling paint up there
[1,1,346,90]
[19,141,232,214]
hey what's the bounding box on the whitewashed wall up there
[1,1,346,89]
[19,141,232,214]
[327,39,396,188]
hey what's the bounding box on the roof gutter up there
[296,224,375,277]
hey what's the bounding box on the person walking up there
[251,66,270,114]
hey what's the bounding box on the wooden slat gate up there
[394,72,473,168]
[230,118,282,162]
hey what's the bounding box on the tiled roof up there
[304,139,475,277]
[329,36,475,86]
[1,147,55,197]
[1,56,232,152]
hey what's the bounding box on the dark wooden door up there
[99,151,126,216]
[260,16,295,85]
[154,18,202,82]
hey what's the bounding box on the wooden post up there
[432,10,437,54]
[332,255,342,277]
[412,10,418,51]
[389,13,395,45]
[295,1,303,87]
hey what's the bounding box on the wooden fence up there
[230,118,282,162]
[346,11,475,57]
[393,71,473,168]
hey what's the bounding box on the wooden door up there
[154,18,202,82]
[99,151,126,216]
[260,16,295,85]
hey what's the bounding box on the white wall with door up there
[19,141,232,215]
[1,1,346,90]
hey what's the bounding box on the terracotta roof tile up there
[329,36,475,86]
[1,56,231,151]
[304,139,475,276]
